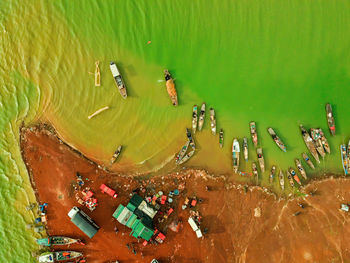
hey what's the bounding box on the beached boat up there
[340,144,348,175]
[243,137,248,161]
[286,170,295,188]
[249,122,258,147]
[302,152,315,169]
[110,146,122,164]
[256,148,265,172]
[289,167,301,185]
[95,61,101,87]
[198,103,206,131]
[326,103,335,136]
[318,128,330,154]
[175,140,190,164]
[270,165,276,184]
[36,236,84,247]
[164,69,178,106]
[38,251,83,262]
[219,129,224,148]
[178,150,195,165]
[192,105,198,133]
[210,108,216,135]
[252,162,259,184]
[232,139,240,173]
[310,128,326,158]
[110,62,127,99]
[267,128,286,152]
[295,159,307,180]
[300,125,320,163]
[279,170,285,190]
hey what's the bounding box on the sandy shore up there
[21,124,350,263]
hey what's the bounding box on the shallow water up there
[1,0,350,261]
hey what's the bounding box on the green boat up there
[38,251,83,262]
[36,236,84,247]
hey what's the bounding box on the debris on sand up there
[254,207,261,217]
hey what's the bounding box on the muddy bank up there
[21,125,350,263]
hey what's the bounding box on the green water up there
[1,0,350,261]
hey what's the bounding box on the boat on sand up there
[198,103,206,131]
[286,170,295,188]
[302,152,315,169]
[192,105,198,133]
[219,129,224,148]
[177,150,195,165]
[175,141,190,164]
[210,108,216,135]
[256,148,265,172]
[341,144,348,175]
[300,125,320,163]
[232,139,240,173]
[326,103,335,136]
[310,128,326,158]
[249,122,258,147]
[38,251,83,262]
[279,170,285,190]
[243,137,248,161]
[289,167,301,185]
[110,146,122,164]
[267,128,286,152]
[110,62,127,99]
[36,236,84,247]
[295,159,307,180]
[164,69,178,106]
[252,162,258,184]
[270,165,276,184]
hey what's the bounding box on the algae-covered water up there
[1,0,350,261]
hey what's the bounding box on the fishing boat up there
[210,108,216,135]
[177,150,195,165]
[340,144,348,175]
[110,62,127,99]
[232,139,240,173]
[192,105,198,133]
[302,152,315,169]
[295,159,307,180]
[300,125,320,163]
[279,170,285,190]
[164,69,178,106]
[198,103,206,131]
[267,128,286,152]
[270,165,276,184]
[252,162,259,184]
[219,129,224,148]
[186,128,193,142]
[175,141,190,164]
[243,137,248,161]
[289,167,301,185]
[256,148,265,172]
[318,128,330,154]
[286,170,295,188]
[110,146,122,164]
[38,251,83,262]
[310,128,326,158]
[36,236,84,247]
[249,122,258,147]
[95,61,101,87]
[326,103,335,136]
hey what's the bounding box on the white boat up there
[270,165,276,184]
[198,103,206,131]
[295,159,307,180]
[252,162,259,184]
[256,148,265,172]
[192,105,198,133]
[232,139,240,173]
[210,108,216,135]
[243,137,248,161]
[279,170,285,190]
[110,62,127,99]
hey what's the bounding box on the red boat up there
[100,184,118,198]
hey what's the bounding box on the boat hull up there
[198,103,206,131]
[192,105,198,133]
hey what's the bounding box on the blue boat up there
[340,144,348,175]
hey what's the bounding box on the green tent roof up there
[71,212,99,238]
[129,194,143,208]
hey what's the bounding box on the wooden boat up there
[318,128,330,154]
[252,162,259,184]
[286,170,295,188]
[232,139,240,173]
[164,69,178,106]
[267,128,286,152]
[186,128,193,142]
[110,146,122,164]
[310,128,326,158]
[178,149,195,165]
[300,125,320,163]
[95,61,101,87]
[38,251,83,262]
[175,141,190,164]
[36,236,84,247]
[302,152,315,169]
[270,165,276,184]
[295,159,307,180]
[289,167,301,185]
[192,105,198,133]
[198,103,206,131]
[340,144,348,175]
[219,129,224,148]
[256,148,265,172]
[249,122,258,147]
[326,103,335,136]
[210,108,216,135]
[243,137,248,161]
[279,170,285,190]
[110,62,127,99]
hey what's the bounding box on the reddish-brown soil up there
[21,125,350,263]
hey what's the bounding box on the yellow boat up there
[164,69,178,106]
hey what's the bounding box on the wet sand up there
[21,125,350,263]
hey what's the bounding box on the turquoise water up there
[1,0,350,261]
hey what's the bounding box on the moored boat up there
[295,159,307,180]
[232,139,240,173]
[175,140,190,164]
[256,148,265,172]
[270,165,276,184]
[243,137,248,161]
[300,125,320,163]
[326,103,335,136]
[186,128,193,142]
[252,162,259,184]
[249,122,258,147]
[340,144,348,175]
[198,103,206,131]
[177,150,195,165]
[279,170,285,190]
[318,128,330,154]
[289,167,301,185]
[36,236,84,247]
[110,146,122,164]
[219,129,224,148]
[164,69,178,106]
[267,128,286,152]
[95,61,101,87]
[192,105,198,133]
[310,128,325,158]
[110,62,127,99]
[210,108,216,135]
[38,251,83,262]
[302,152,315,169]
[286,170,295,188]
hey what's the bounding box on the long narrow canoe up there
[267,128,286,152]
[341,144,348,175]
[279,170,285,190]
[257,148,265,172]
[232,139,240,173]
[198,103,206,131]
[270,165,276,184]
[164,69,177,106]
[250,122,258,147]
[243,137,248,161]
[210,108,216,135]
[302,152,315,169]
[192,105,198,133]
[295,159,307,180]
[326,103,335,136]
[110,62,127,99]
[300,125,320,163]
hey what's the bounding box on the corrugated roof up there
[126,214,138,228]
[71,213,99,238]
[129,194,143,208]
[126,202,136,212]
